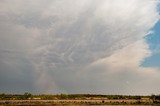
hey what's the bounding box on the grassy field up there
[0,94,160,105]
[0,99,156,105]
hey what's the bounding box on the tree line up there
[0,93,160,101]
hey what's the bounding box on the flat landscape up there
[0,99,154,105]
[0,94,160,105]
[0,1,160,106]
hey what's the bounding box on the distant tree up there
[135,96,141,100]
[150,94,156,101]
[23,92,32,100]
[0,93,5,100]
[60,94,68,99]
[155,95,160,101]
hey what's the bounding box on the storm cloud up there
[0,0,160,94]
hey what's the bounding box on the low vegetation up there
[0,93,160,105]
[0,93,160,101]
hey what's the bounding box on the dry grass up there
[0,99,154,105]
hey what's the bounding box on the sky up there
[142,20,160,67]
[0,0,160,95]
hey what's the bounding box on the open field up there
[0,99,157,105]
[1,94,160,105]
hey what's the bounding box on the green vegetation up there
[0,92,32,100]
[1,93,160,105]
[0,93,160,101]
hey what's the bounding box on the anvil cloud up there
[0,0,159,95]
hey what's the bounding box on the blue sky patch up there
[142,20,160,68]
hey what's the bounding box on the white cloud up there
[0,0,159,94]
[83,40,160,95]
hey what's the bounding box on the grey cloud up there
[0,0,159,94]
